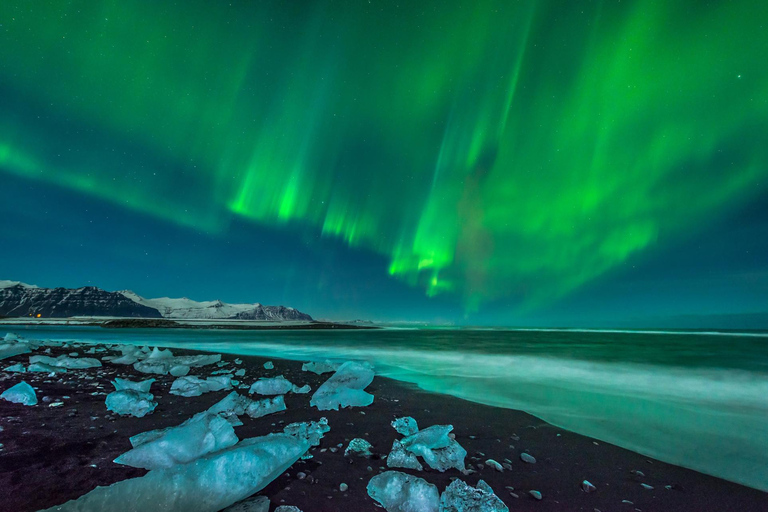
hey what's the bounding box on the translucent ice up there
[133,354,221,375]
[42,432,313,512]
[283,417,330,447]
[30,354,101,369]
[345,438,373,458]
[170,376,232,397]
[386,439,423,471]
[392,417,419,436]
[208,391,253,425]
[105,390,157,417]
[1,381,37,406]
[438,479,508,512]
[28,362,67,373]
[367,471,439,512]
[245,395,286,419]
[301,360,340,375]
[249,375,294,395]
[170,365,190,377]
[0,342,30,361]
[291,384,311,394]
[115,412,238,469]
[400,425,466,472]
[310,361,374,411]
[112,378,155,393]
[274,507,302,512]
[263,361,274,370]
[4,363,26,372]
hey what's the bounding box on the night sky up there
[1,0,767,326]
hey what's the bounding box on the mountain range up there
[0,280,313,321]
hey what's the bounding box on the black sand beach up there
[1,341,766,512]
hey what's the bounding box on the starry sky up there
[1,0,767,326]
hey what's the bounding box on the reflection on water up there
[8,325,768,491]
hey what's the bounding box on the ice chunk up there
[115,412,238,469]
[30,354,101,369]
[344,438,373,458]
[263,361,274,370]
[386,439,423,471]
[133,354,221,375]
[170,376,233,397]
[301,360,340,374]
[28,362,67,373]
[400,425,466,472]
[105,390,157,417]
[249,375,293,395]
[392,417,419,436]
[283,417,330,447]
[246,395,286,419]
[291,384,311,394]
[147,347,174,359]
[439,479,508,512]
[42,432,312,512]
[309,361,374,411]
[0,342,31,361]
[367,471,439,512]
[170,365,190,377]
[112,377,155,393]
[110,354,139,365]
[1,381,37,406]
[234,368,246,377]
[222,495,269,512]
[4,363,26,373]
[207,391,253,425]
[274,507,301,512]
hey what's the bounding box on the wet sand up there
[1,342,766,512]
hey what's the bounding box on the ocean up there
[6,325,768,491]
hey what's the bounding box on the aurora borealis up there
[1,0,767,323]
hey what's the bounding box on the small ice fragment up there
[222,495,269,512]
[283,417,330,447]
[520,452,536,464]
[111,378,155,393]
[234,358,242,365]
[529,490,542,500]
[245,395,286,419]
[134,354,221,375]
[582,480,596,492]
[249,375,293,395]
[0,341,31,361]
[170,365,190,377]
[345,438,373,458]
[386,439,423,471]
[440,479,508,511]
[301,360,340,374]
[208,391,253,425]
[42,432,313,512]
[641,483,654,490]
[105,390,157,417]
[147,347,174,359]
[263,361,274,370]
[367,471,439,512]
[291,384,311,394]
[4,363,26,373]
[30,354,101,369]
[274,507,302,512]
[170,376,232,397]
[340,483,348,492]
[310,361,374,411]
[391,416,418,436]
[115,412,238,469]
[234,368,246,377]
[1,381,37,405]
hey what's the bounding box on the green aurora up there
[1,0,767,311]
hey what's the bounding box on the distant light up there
[36,313,41,318]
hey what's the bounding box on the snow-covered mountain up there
[0,283,162,318]
[119,291,312,321]
[0,281,313,321]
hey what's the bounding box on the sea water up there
[7,325,768,491]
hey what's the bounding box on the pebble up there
[296,472,306,479]
[520,452,537,464]
[641,483,654,490]
[529,490,542,500]
[339,483,348,492]
[485,459,504,472]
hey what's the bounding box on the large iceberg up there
[29,354,101,369]
[115,412,238,469]
[1,381,37,406]
[170,376,232,397]
[105,390,157,418]
[438,479,508,512]
[42,432,315,512]
[248,375,294,395]
[310,361,374,411]
[367,471,439,512]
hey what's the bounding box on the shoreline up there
[0,318,378,330]
[1,338,766,511]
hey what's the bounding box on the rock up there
[1,381,37,405]
[520,452,536,464]
[367,471,439,512]
[339,483,348,492]
[486,459,504,472]
[529,490,542,500]
[641,483,654,490]
[274,507,302,512]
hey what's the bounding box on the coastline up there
[1,339,766,511]
[0,318,378,330]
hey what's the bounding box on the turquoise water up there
[6,325,768,491]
